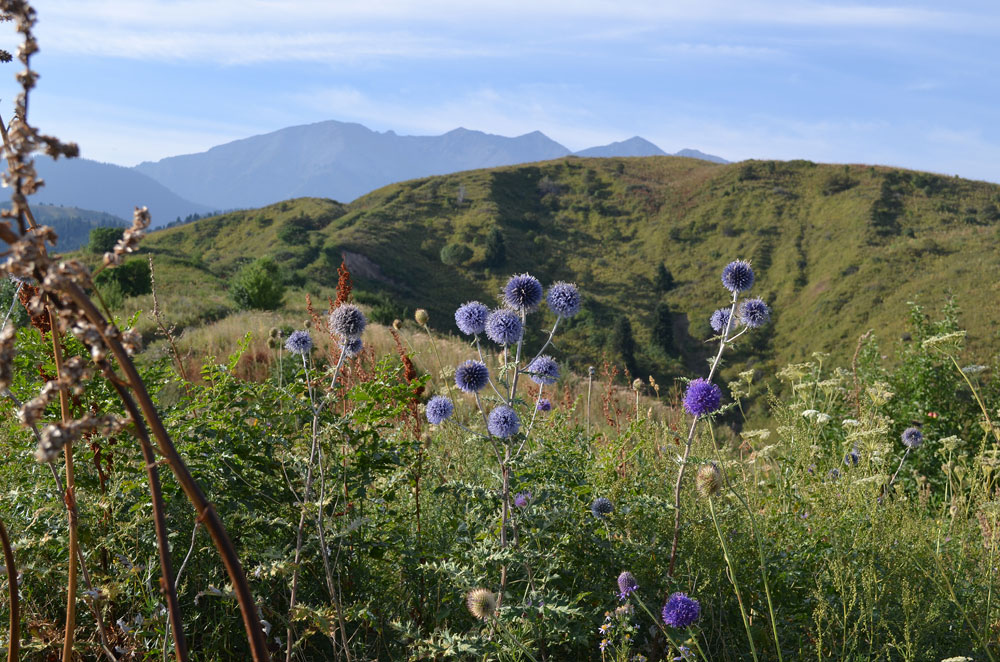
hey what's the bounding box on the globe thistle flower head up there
[710,308,732,334]
[343,337,363,358]
[455,360,490,393]
[504,273,543,311]
[284,330,313,356]
[414,308,429,325]
[329,304,367,340]
[536,398,552,412]
[696,463,723,498]
[426,396,454,425]
[546,281,581,318]
[466,588,497,620]
[514,490,532,508]
[485,308,523,345]
[738,298,771,329]
[902,427,924,449]
[527,355,559,385]
[683,378,722,417]
[844,447,860,467]
[591,497,614,519]
[455,301,489,336]
[662,592,701,628]
[617,571,638,600]
[721,259,755,293]
[487,405,520,438]
[268,327,281,340]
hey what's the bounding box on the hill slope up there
[142,156,1000,381]
[2,202,127,251]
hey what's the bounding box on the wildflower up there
[284,330,312,355]
[599,638,609,652]
[721,259,754,292]
[696,463,723,498]
[414,308,429,325]
[738,297,771,328]
[455,360,490,393]
[425,396,454,425]
[828,468,841,480]
[662,592,701,628]
[536,398,552,412]
[487,405,520,438]
[674,646,695,661]
[485,308,523,345]
[815,413,831,424]
[527,355,559,385]
[329,304,366,340]
[504,273,543,311]
[902,427,924,449]
[268,327,281,340]
[617,571,638,600]
[683,378,721,417]
[710,307,732,334]
[802,409,819,419]
[546,281,581,318]
[466,588,497,620]
[844,447,860,467]
[842,418,861,427]
[514,490,532,508]
[343,337,363,357]
[591,497,614,519]
[455,301,489,335]
[632,378,643,391]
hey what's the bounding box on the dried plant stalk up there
[0,514,19,662]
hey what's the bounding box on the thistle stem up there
[708,497,759,662]
[0,515,19,662]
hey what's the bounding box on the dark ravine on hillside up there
[143,156,999,386]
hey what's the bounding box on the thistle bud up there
[696,463,723,498]
[415,308,429,325]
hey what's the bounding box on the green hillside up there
[140,156,1000,381]
[1,202,127,251]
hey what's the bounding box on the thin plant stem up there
[631,595,687,659]
[422,323,454,401]
[0,515,19,662]
[586,368,593,437]
[948,353,998,442]
[708,497,759,662]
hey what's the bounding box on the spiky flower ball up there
[844,447,860,467]
[696,463,723,498]
[414,308,429,325]
[329,304,367,340]
[591,497,613,519]
[455,360,490,393]
[902,427,924,449]
[504,273,543,311]
[683,379,722,417]
[721,260,755,293]
[710,308,732,334]
[527,355,559,385]
[426,396,454,425]
[343,337,363,358]
[514,490,532,508]
[284,330,312,355]
[536,398,552,412]
[466,588,497,620]
[662,592,701,628]
[487,405,520,438]
[455,301,489,336]
[485,308,523,345]
[617,571,638,600]
[546,281,581,318]
[738,298,771,328]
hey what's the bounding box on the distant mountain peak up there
[574,137,668,158]
[674,148,729,164]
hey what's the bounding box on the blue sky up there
[3,1,998,182]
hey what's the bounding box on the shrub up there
[94,258,152,299]
[88,226,124,253]
[439,242,473,266]
[229,256,285,310]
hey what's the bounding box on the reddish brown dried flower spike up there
[334,260,352,306]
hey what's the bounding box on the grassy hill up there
[137,155,1000,382]
[2,202,127,251]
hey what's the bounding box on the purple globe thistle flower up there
[617,571,638,600]
[546,281,581,318]
[329,304,367,340]
[514,490,532,508]
[721,259,755,293]
[828,468,841,481]
[683,378,722,417]
[487,405,520,438]
[485,308,523,345]
[455,301,489,336]
[527,355,559,385]
[343,336,363,358]
[662,592,701,628]
[426,396,454,425]
[709,308,732,334]
[455,360,490,393]
[844,447,860,467]
[674,645,694,661]
[536,398,552,412]
[738,298,771,328]
[504,273,543,311]
[901,427,923,449]
[591,497,613,519]
[284,330,313,355]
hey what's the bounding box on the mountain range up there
[29,121,726,225]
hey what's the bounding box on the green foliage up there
[610,316,636,376]
[230,256,285,310]
[484,226,506,267]
[654,262,674,292]
[870,170,908,236]
[88,225,124,253]
[651,301,673,352]
[94,258,152,298]
[439,241,473,266]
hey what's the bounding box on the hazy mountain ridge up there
[1,201,126,251]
